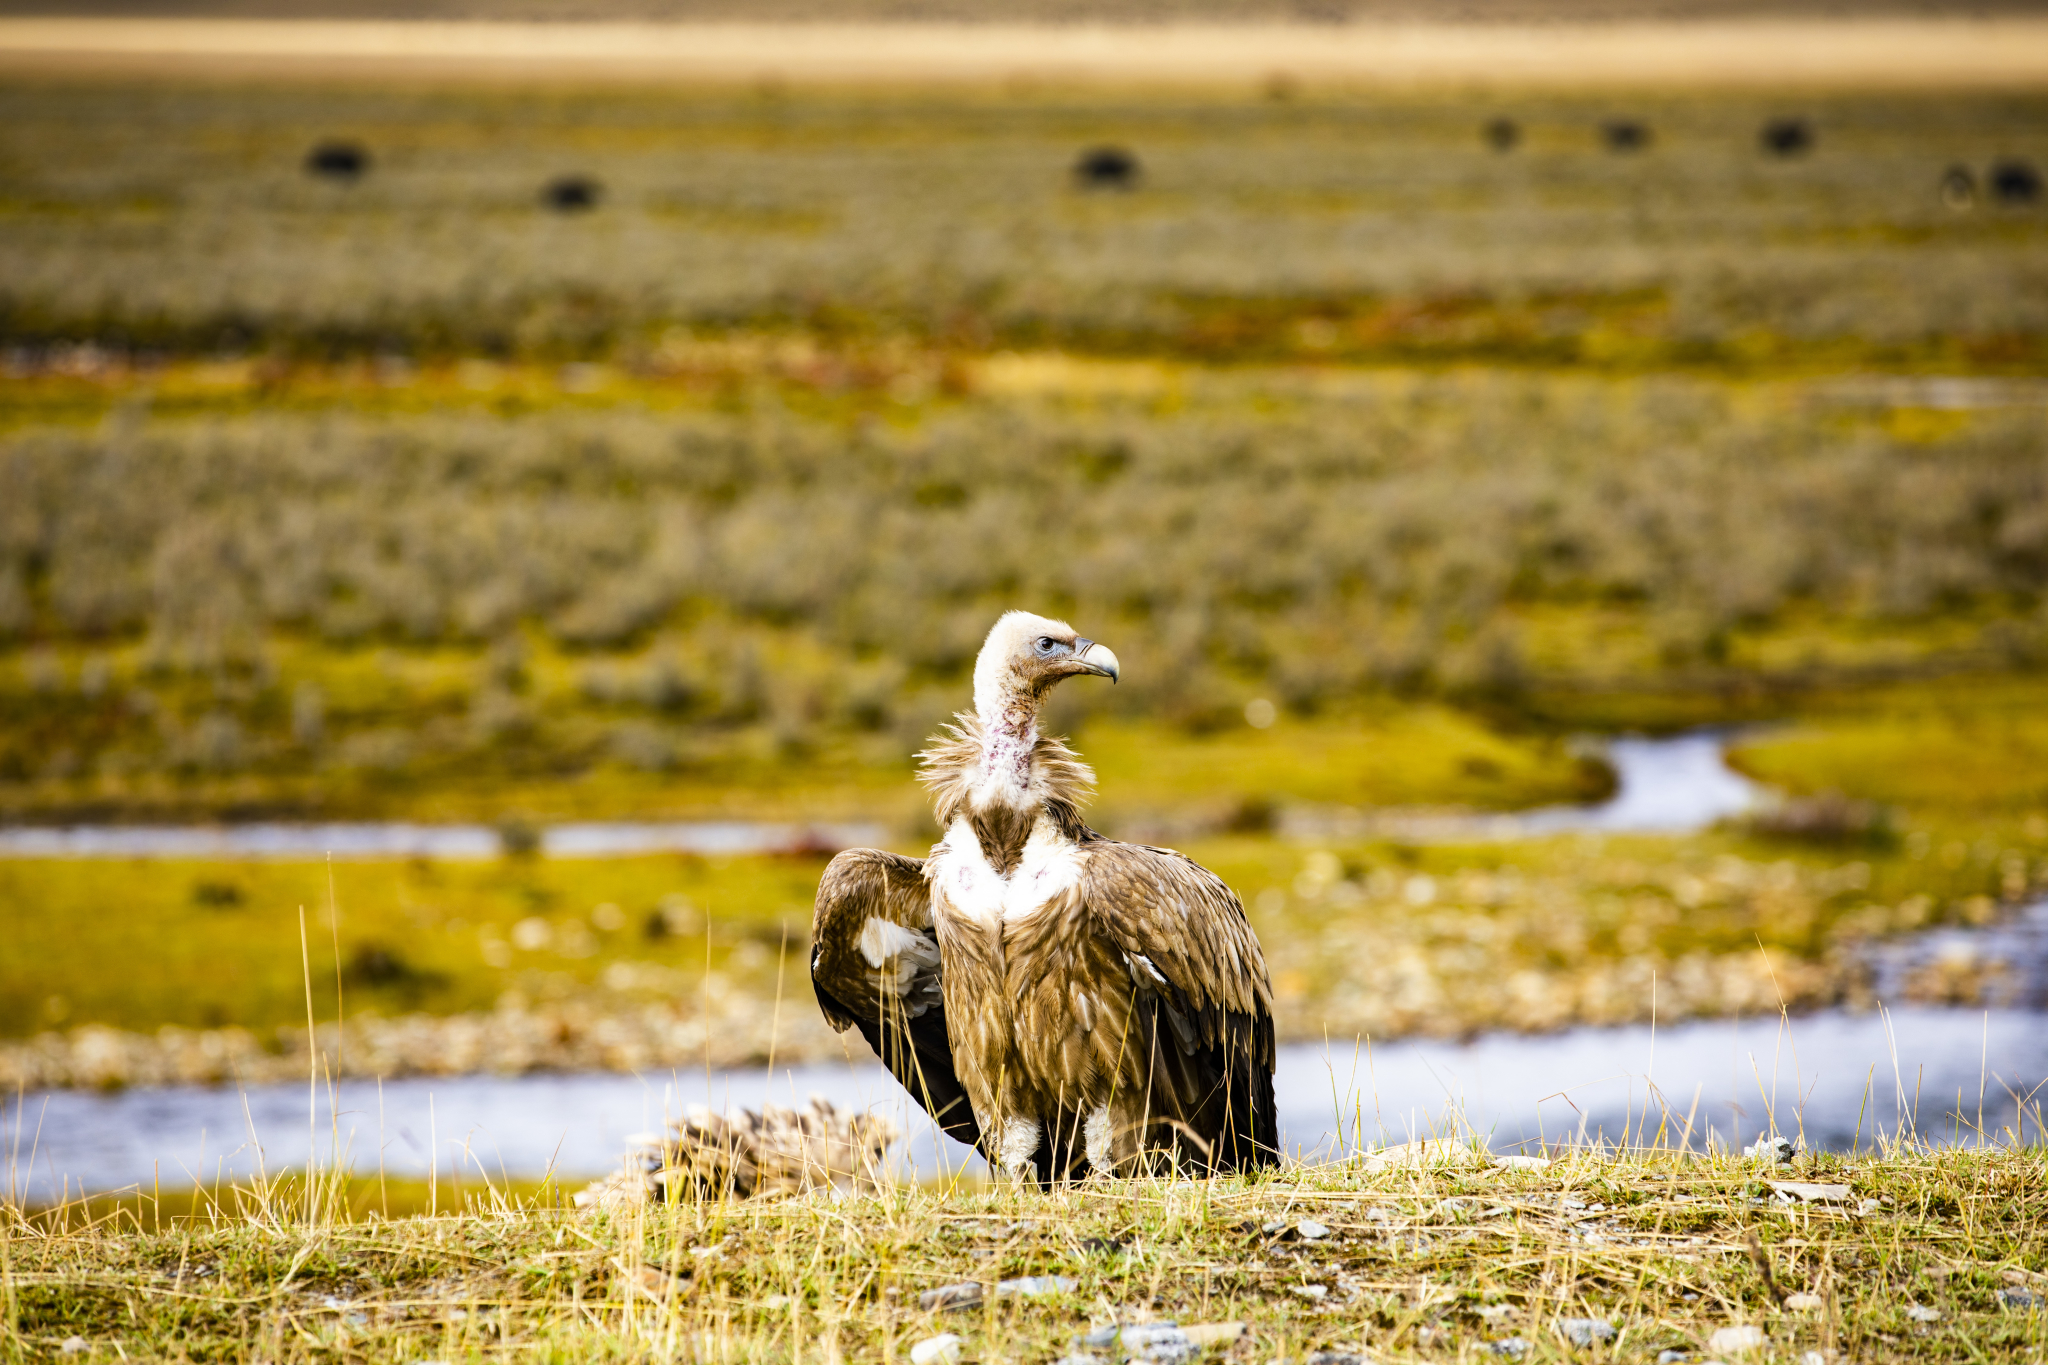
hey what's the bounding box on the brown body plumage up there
[810,612,1278,1182]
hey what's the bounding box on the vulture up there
[810,611,1278,1182]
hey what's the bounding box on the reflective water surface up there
[0,729,1754,861]
[10,1003,2043,1202]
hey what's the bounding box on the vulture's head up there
[973,610,1120,723]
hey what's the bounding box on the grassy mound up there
[5,1142,2044,1362]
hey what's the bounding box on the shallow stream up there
[10,1004,2044,1203]
[8,733,2044,1202]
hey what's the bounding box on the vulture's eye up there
[1034,636,1058,655]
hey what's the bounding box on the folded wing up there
[1081,841,1278,1170]
[810,848,981,1150]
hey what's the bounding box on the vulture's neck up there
[919,699,1094,876]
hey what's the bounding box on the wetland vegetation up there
[2,77,2047,1078]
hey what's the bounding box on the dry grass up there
[4,1133,2045,1363]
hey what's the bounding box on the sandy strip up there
[3,16,2048,87]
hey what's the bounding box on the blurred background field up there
[2,70,2046,1092]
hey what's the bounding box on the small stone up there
[59,1341,88,1357]
[2000,1287,2043,1311]
[1742,1135,1795,1164]
[1360,1138,1484,1171]
[1493,1154,1551,1172]
[1181,1323,1248,1347]
[1297,1219,1330,1241]
[1783,1293,1824,1311]
[1054,1357,1103,1365]
[1121,1323,1197,1364]
[910,1334,964,1365]
[1768,1181,1851,1204]
[996,1275,1078,1298]
[1554,1318,1615,1349]
[1856,1200,1881,1216]
[1656,1353,1690,1364]
[1905,1304,1941,1323]
[1078,1325,1123,1350]
[918,1282,983,1311]
[1798,1353,1827,1365]
[1262,1219,1290,1235]
[1707,1325,1766,1354]
[1290,1284,1329,1301]
[1488,1338,1530,1358]
[1306,1353,1370,1365]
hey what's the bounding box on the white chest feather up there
[931,817,1084,927]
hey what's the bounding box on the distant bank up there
[4,16,2048,86]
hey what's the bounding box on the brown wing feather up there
[1078,840,1279,1170]
[810,849,981,1149]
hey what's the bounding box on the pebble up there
[1487,1338,1530,1358]
[59,1340,88,1356]
[919,1283,984,1311]
[996,1276,1077,1298]
[1742,1135,1795,1164]
[1656,1353,1690,1364]
[910,1334,964,1365]
[1783,1293,1824,1311]
[2000,1287,2043,1310]
[1707,1325,1766,1354]
[1493,1154,1552,1172]
[1906,1304,1942,1322]
[1768,1181,1851,1204]
[1120,1323,1197,1365]
[1554,1318,1615,1348]
[1305,1353,1370,1365]
[1289,1284,1329,1302]
[1296,1219,1330,1241]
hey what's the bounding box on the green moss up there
[1730,680,2048,817]
[0,852,829,1039]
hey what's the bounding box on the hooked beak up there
[1072,638,1120,683]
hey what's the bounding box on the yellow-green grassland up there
[4,75,2048,1073]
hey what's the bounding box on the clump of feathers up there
[574,1097,900,1210]
[919,711,1098,853]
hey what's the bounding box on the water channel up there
[8,734,2046,1202]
